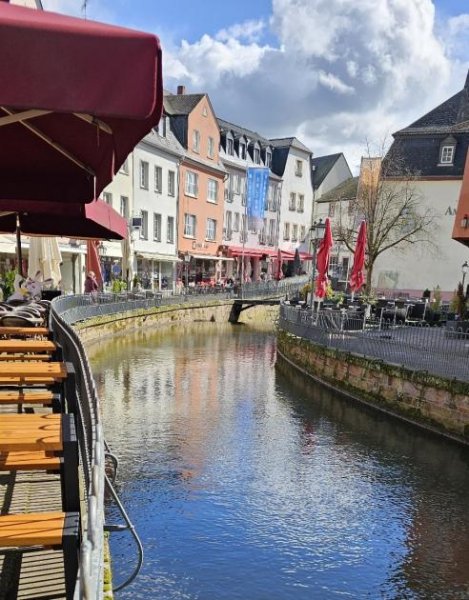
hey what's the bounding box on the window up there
[341,257,350,280]
[207,136,214,158]
[239,143,246,159]
[329,202,336,217]
[206,218,217,241]
[265,185,271,210]
[300,225,306,241]
[153,213,162,242]
[140,210,148,239]
[295,160,303,177]
[233,212,240,232]
[207,179,218,203]
[120,196,128,218]
[227,138,234,155]
[202,106,208,117]
[268,219,276,245]
[254,147,260,164]
[167,216,175,243]
[140,160,149,189]
[168,170,175,196]
[154,166,162,193]
[283,222,290,240]
[119,158,129,175]
[265,151,271,168]
[184,213,196,237]
[289,192,296,211]
[185,171,198,197]
[240,215,247,242]
[103,192,112,206]
[225,211,232,239]
[292,224,298,241]
[440,145,455,164]
[192,129,200,153]
[298,194,304,213]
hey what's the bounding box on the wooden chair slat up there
[0,390,54,404]
[0,451,60,470]
[0,511,65,547]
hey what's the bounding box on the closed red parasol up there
[0,2,163,204]
[315,218,333,298]
[86,240,103,290]
[349,220,367,293]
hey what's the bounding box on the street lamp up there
[309,219,326,312]
[462,261,469,289]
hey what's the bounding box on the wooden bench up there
[0,326,50,338]
[0,511,79,599]
[0,390,61,411]
[0,361,67,388]
[0,413,79,512]
[0,450,60,470]
[0,340,56,353]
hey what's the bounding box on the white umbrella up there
[27,236,62,287]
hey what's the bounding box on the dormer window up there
[227,138,234,155]
[438,136,456,166]
[265,150,272,168]
[239,142,246,160]
[440,145,454,164]
[254,147,260,164]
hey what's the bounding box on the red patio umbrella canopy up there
[0,199,128,240]
[0,2,163,204]
[315,218,334,298]
[349,220,367,293]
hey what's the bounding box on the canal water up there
[90,323,469,600]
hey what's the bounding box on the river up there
[89,322,469,600]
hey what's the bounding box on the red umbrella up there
[315,218,333,298]
[86,240,103,290]
[0,2,163,204]
[0,199,128,239]
[349,220,367,293]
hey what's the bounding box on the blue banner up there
[246,167,269,229]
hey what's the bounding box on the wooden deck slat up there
[0,363,66,378]
[0,512,65,547]
[0,354,52,362]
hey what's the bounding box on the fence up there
[279,304,469,383]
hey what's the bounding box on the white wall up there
[315,155,352,200]
[373,179,468,296]
[278,145,313,253]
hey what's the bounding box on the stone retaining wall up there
[277,330,469,445]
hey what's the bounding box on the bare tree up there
[334,144,438,294]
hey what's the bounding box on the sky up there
[42,0,469,174]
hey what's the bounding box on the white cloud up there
[448,14,469,35]
[163,0,467,173]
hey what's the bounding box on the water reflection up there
[90,323,469,600]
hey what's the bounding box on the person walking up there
[84,271,99,294]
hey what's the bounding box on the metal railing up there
[279,304,469,382]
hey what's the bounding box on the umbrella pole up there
[15,214,24,277]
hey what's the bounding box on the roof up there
[217,118,271,146]
[316,177,359,203]
[140,121,185,158]
[395,69,469,136]
[164,93,205,116]
[312,153,343,190]
[385,69,469,178]
[269,137,312,154]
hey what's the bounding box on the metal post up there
[310,241,317,313]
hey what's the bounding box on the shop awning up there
[227,245,272,258]
[137,252,181,262]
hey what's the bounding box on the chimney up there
[177,85,186,95]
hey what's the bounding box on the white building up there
[132,120,183,291]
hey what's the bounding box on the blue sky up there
[43,0,469,172]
